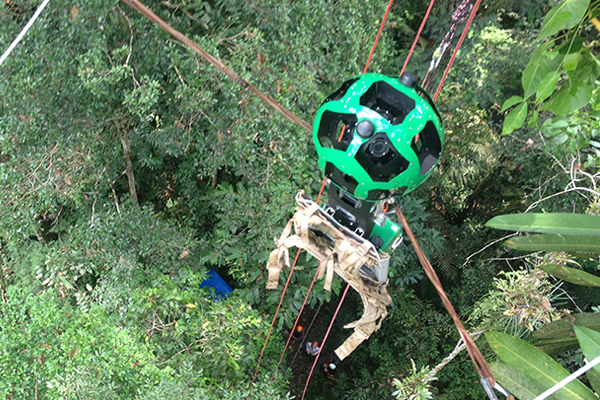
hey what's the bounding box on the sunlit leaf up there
[538,0,590,41]
[505,234,600,253]
[536,264,600,287]
[486,331,596,399]
[490,362,549,400]
[502,102,528,135]
[522,43,560,99]
[575,326,600,374]
[563,52,580,71]
[486,213,600,236]
[501,95,524,112]
[541,80,593,114]
[536,72,561,103]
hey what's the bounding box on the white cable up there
[533,354,600,400]
[0,0,51,68]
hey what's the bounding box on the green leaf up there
[486,213,600,236]
[528,109,540,127]
[535,314,600,340]
[548,118,571,129]
[536,264,600,287]
[538,0,590,41]
[536,72,561,103]
[557,36,586,56]
[58,274,74,290]
[486,331,596,400]
[541,81,593,114]
[505,234,600,253]
[575,326,600,374]
[535,314,600,354]
[574,50,600,85]
[490,362,550,400]
[552,132,569,145]
[501,95,524,112]
[563,52,580,71]
[586,368,600,394]
[502,102,528,135]
[571,252,600,260]
[522,43,563,99]
[566,68,582,94]
[536,336,580,355]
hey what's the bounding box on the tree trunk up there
[119,131,139,207]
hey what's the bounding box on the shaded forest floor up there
[279,290,365,398]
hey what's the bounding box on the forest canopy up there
[1,0,600,399]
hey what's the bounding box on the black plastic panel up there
[317,111,358,153]
[411,121,442,176]
[359,81,415,125]
[322,77,360,104]
[325,162,358,194]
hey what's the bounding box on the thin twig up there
[483,252,542,263]
[90,193,97,228]
[554,285,583,314]
[118,5,134,67]
[463,233,519,266]
[110,182,121,214]
[525,187,600,213]
[173,64,185,85]
[155,338,207,366]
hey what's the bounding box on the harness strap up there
[335,322,376,360]
[266,191,392,359]
[344,292,381,329]
[322,255,335,291]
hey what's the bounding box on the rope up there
[400,0,436,76]
[288,302,323,371]
[268,0,483,394]
[316,177,328,202]
[301,284,351,400]
[0,0,51,68]
[270,265,323,380]
[8,0,498,395]
[123,0,316,384]
[422,0,473,91]
[363,0,395,74]
[394,206,496,386]
[251,249,302,384]
[120,0,312,132]
[249,176,333,390]
[262,1,396,386]
[433,0,481,101]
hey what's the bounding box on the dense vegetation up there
[2,0,600,399]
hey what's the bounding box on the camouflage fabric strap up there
[266,191,392,359]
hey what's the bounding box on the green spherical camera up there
[313,72,444,200]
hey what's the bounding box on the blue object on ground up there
[199,269,233,301]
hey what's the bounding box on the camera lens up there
[367,138,390,158]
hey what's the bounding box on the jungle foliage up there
[2,0,600,399]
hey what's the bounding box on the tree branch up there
[0,253,8,303]
[119,130,139,207]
